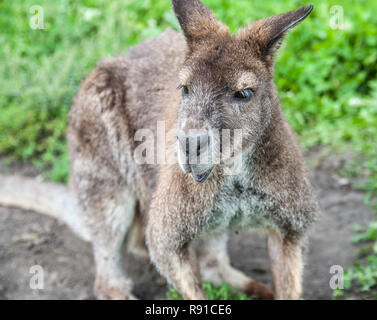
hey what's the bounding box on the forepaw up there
[94,278,137,300]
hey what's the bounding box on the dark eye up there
[234,88,254,102]
[181,85,189,98]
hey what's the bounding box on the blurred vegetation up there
[0,0,376,298]
[164,282,250,300]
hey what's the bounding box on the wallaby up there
[0,0,318,300]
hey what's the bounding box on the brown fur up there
[1,1,318,300]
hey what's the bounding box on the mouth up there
[191,168,213,183]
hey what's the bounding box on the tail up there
[0,175,91,242]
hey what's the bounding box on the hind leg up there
[76,176,137,300]
[196,233,274,299]
[92,193,137,300]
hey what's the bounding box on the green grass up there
[1,0,377,299]
[164,282,250,300]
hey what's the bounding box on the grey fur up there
[0,1,317,300]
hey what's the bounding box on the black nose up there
[177,132,210,159]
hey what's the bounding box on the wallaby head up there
[173,0,313,183]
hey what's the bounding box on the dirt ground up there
[0,149,375,300]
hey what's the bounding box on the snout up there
[177,131,210,159]
[177,130,214,183]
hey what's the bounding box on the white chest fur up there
[202,172,275,235]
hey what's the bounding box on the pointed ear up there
[172,0,229,52]
[237,5,313,58]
